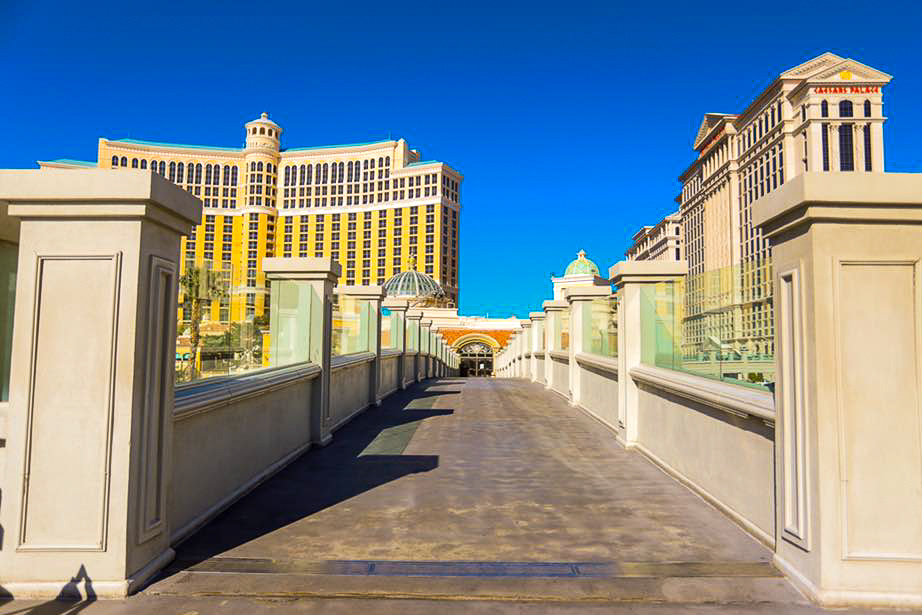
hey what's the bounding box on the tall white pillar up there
[609,261,687,447]
[0,170,200,597]
[529,312,545,383]
[565,285,613,408]
[754,172,922,608]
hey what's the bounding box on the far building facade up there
[625,212,683,261]
[675,52,889,369]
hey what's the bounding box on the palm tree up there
[179,264,228,380]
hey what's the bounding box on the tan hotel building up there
[676,52,890,358]
[40,113,462,321]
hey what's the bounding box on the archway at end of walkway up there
[451,333,501,377]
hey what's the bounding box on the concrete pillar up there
[0,170,200,597]
[542,300,567,390]
[521,322,532,379]
[383,298,409,389]
[753,172,922,608]
[529,312,545,383]
[337,285,385,406]
[418,320,430,380]
[565,285,613,408]
[609,261,687,447]
[406,312,421,384]
[264,257,340,447]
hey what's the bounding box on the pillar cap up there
[335,285,385,300]
[564,285,613,302]
[542,299,568,311]
[753,172,922,239]
[263,257,341,281]
[529,311,546,320]
[2,169,202,235]
[608,260,687,285]
[382,298,410,310]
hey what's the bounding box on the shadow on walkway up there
[161,380,458,578]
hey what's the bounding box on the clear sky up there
[3,1,920,317]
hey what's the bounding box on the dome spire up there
[564,249,600,276]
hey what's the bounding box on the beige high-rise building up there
[39,113,463,322]
[625,212,683,262]
[677,52,890,358]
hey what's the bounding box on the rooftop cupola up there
[244,112,282,152]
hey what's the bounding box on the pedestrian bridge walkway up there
[146,378,798,606]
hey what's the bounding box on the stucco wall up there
[577,361,619,432]
[170,374,315,542]
[379,353,399,398]
[550,355,569,398]
[330,355,373,430]
[534,356,545,384]
[635,383,775,543]
[404,354,416,385]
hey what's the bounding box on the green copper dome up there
[564,250,600,276]
[383,255,446,300]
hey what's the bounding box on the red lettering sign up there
[814,86,880,94]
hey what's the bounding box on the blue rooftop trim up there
[406,160,441,167]
[41,159,98,167]
[283,139,394,152]
[108,138,242,152]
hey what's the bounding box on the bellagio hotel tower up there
[41,113,462,322]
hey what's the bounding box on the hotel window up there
[864,99,872,118]
[195,164,202,183]
[839,124,854,171]
[158,161,166,175]
[177,162,184,181]
[120,156,128,167]
[821,100,829,118]
[864,124,873,171]
[821,124,830,171]
[839,100,853,118]
[131,158,139,168]
[111,155,119,167]
[141,160,148,170]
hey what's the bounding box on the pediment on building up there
[780,52,846,79]
[692,113,734,150]
[807,58,892,84]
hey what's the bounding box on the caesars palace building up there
[630,52,890,361]
[40,115,462,321]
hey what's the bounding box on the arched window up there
[250,161,256,172]
[839,100,853,118]
[770,107,775,126]
[363,159,368,169]
[177,162,184,180]
[864,124,873,171]
[149,160,157,174]
[169,161,176,181]
[864,99,871,118]
[378,157,384,168]
[259,127,265,135]
[284,166,291,186]
[223,165,231,184]
[322,163,328,183]
[213,164,220,185]
[370,158,376,169]
[121,156,128,167]
[266,163,272,174]
[140,160,147,170]
[839,124,854,171]
[158,161,166,175]
[257,161,263,172]
[112,155,119,167]
[205,164,212,185]
[821,100,829,118]
[338,162,344,183]
[231,166,238,185]
[300,164,307,185]
[186,163,194,183]
[195,163,202,184]
[347,161,353,181]
[131,158,139,168]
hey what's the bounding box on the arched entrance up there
[459,341,494,377]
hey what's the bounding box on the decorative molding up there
[630,364,775,424]
[174,362,320,421]
[575,352,619,375]
[18,252,122,552]
[331,351,375,372]
[137,256,176,545]
[548,350,570,363]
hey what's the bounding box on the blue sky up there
[3,1,920,317]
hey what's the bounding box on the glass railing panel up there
[639,257,774,392]
[333,295,371,356]
[1,240,17,401]
[555,310,570,351]
[380,307,397,349]
[176,260,274,384]
[583,296,618,358]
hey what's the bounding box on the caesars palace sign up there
[814,86,880,94]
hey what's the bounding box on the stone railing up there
[0,169,459,598]
[497,172,922,609]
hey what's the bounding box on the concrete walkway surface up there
[1,378,912,613]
